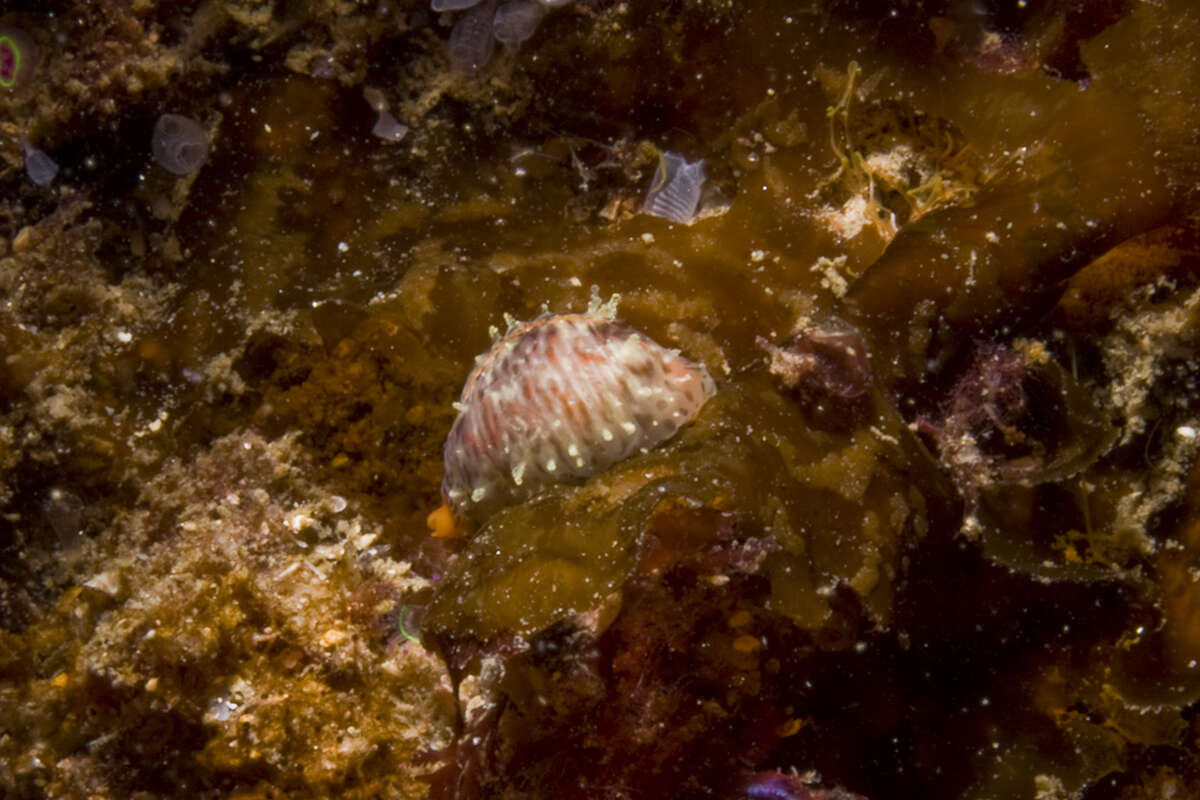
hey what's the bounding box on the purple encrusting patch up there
[0,28,35,91]
[1,40,17,83]
[441,295,716,521]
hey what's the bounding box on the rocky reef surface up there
[2,1,1200,799]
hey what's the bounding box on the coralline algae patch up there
[438,294,716,526]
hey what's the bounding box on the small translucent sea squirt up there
[493,1,546,46]
[23,141,57,187]
[431,0,482,10]
[431,294,716,533]
[152,113,209,175]
[448,1,496,72]
[643,150,706,224]
[372,110,409,143]
[0,27,37,93]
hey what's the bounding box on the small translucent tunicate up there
[151,113,209,176]
[372,110,409,143]
[0,27,37,93]
[431,0,482,10]
[42,487,84,548]
[493,1,545,45]
[22,141,57,187]
[308,54,338,80]
[205,679,252,724]
[448,1,496,72]
[362,85,388,113]
[642,151,706,224]
[397,604,425,644]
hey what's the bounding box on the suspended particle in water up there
[642,150,706,224]
[435,294,716,527]
[152,113,209,175]
[0,27,37,93]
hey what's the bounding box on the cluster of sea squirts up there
[434,0,571,71]
[5,26,208,187]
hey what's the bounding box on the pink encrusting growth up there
[440,294,716,523]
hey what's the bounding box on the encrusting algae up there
[2,1,1200,800]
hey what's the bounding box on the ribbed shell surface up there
[442,312,716,521]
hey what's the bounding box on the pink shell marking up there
[442,296,716,521]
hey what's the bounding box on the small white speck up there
[338,241,349,253]
[264,123,272,133]
[471,487,486,502]
[601,428,614,442]
[512,461,526,486]
[116,330,132,343]
[621,421,636,435]
[640,232,655,244]
[750,249,766,262]
[1177,425,1197,440]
